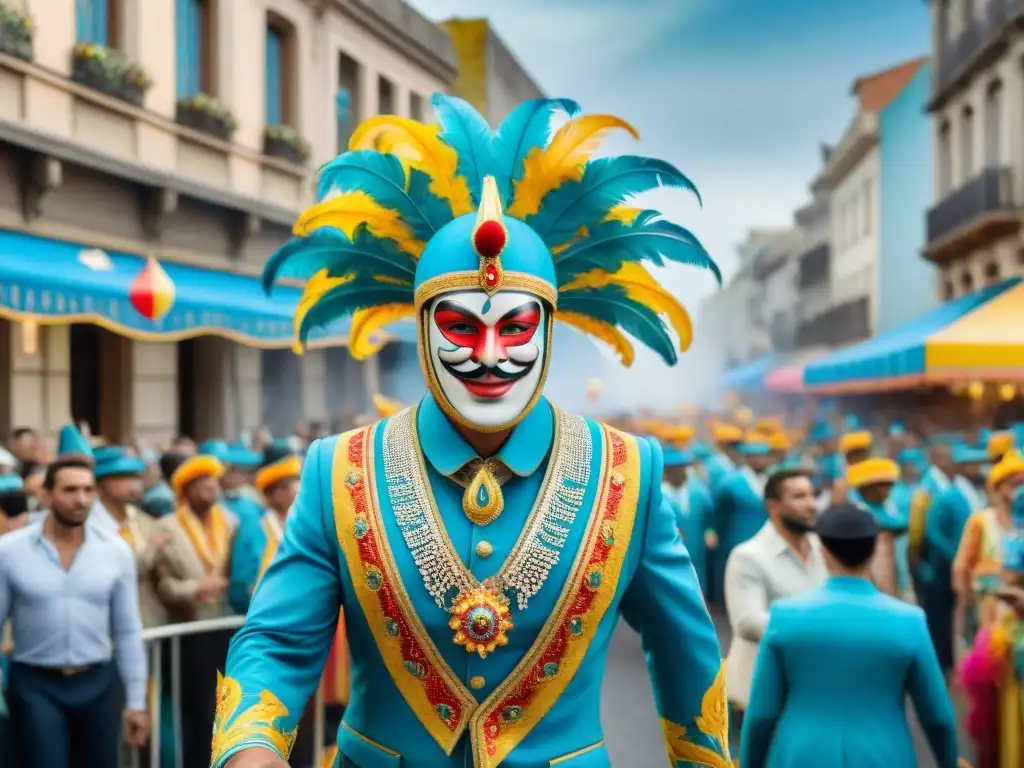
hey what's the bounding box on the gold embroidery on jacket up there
[661,662,731,767]
[210,672,297,763]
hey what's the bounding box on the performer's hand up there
[224,746,290,767]
[704,530,718,550]
[122,709,150,748]
[196,575,228,603]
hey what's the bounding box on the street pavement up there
[600,609,955,767]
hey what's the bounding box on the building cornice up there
[818,111,878,191]
[328,0,458,85]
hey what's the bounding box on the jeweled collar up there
[416,393,554,478]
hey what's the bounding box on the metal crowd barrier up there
[123,616,327,768]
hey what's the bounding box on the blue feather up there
[430,93,493,201]
[492,98,581,205]
[314,151,437,241]
[406,169,457,232]
[558,286,677,365]
[262,227,417,294]
[528,156,701,245]
[298,278,411,343]
[555,217,721,285]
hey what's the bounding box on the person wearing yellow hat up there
[845,458,912,603]
[923,444,990,672]
[987,431,1014,464]
[153,452,236,768]
[706,423,745,496]
[839,431,873,466]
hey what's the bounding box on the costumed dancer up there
[709,436,773,603]
[211,94,729,768]
[846,458,914,603]
[925,444,990,670]
[706,423,743,496]
[959,480,1024,768]
[662,444,713,594]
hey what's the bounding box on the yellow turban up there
[987,451,1024,491]
[839,431,873,455]
[712,424,743,445]
[987,431,1014,460]
[846,457,899,489]
[170,455,224,497]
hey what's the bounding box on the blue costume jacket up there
[228,511,281,615]
[663,479,712,594]
[705,452,735,497]
[711,467,767,559]
[740,577,959,768]
[212,397,729,768]
[222,491,264,529]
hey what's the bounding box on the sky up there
[404,0,931,409]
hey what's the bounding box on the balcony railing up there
[795,297,869,349]
[925,167,1018,254]
[797,242,830,289]
[932,0,1024,106]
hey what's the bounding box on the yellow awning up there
[925,280,1024,378]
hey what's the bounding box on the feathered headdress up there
[263,94,720,366]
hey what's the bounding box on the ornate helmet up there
[264,95,720,432]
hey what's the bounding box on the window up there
[862,180,873,236]
[847,198,857,245]
[337,53,361,152]
[176,0,215,98]
[960,106,974,180]
[410,93,424,121]
[984,80,1002,166]
[378,76,394,115]
[961,270,975,293]
[265,15,294,126]
[984,260,1000,284]
[937,120,952,194]
[942,279,955,300]
[76,0,121,46]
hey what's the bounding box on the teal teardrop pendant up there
[463,464,503,526]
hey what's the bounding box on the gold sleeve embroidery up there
[211,672,298,764]
[661,663,732,768]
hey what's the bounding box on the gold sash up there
[176,504,230,572]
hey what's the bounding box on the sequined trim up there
[210,672,297,764]
[331,427,476,755]
[383,405,591,611]
[468,425,642,768]
[413,270,558,310]
[661,663,731,767]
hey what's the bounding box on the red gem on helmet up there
[473,220,506,258]
[483,264,499,285]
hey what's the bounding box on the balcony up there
[752,248,787,282]
[924,167,1020,264]
[795,297,869,349]
[930,0,1024,110]
[797,242,830,288]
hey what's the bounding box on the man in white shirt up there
[724,466,829,754]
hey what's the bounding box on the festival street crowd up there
[0,402,1020,766]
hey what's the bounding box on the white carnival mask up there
[425,289,548,430]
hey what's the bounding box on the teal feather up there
[298,278,411,343]
[406,168,457,231]
[262,227,417,294]
[528,156,700,244]
[431,93,493,202]
[492,98,581,205]
[314,151,437,240]
[555,217,721,285]
[558,286,677,365]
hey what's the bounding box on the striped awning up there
[720,354,776,393]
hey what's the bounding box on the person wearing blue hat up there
[920,443,989,671]
[93,445,169,628]
[662,445,712,595]
[228,442,302,614]
[198,439,263,528]
[708,437,774,606]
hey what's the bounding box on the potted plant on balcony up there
[263,124,310,165]
[0,2,33,61]
[70,42,151,107]
[176,93,237,141]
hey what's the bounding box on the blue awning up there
[0,229,412,348]
[720,354,776,392]
[803,277,1019,392]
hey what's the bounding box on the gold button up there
[469,675,486,690]
[475,541,493,558]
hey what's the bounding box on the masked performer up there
[211,94,727,768]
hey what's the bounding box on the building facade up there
[0,0,455,445]
[793,185,833,348]
[926,0,1024,299]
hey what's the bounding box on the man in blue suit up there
[740,503,960,768]
[662,445,713,594]
[212,97,729,768]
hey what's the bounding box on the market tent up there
[803,278,1019,393]
[925,279,1024,381]
[721,354,776,392]
[764,347,829,393]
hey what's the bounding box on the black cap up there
[260,440,295,469]
[815,502,879,540]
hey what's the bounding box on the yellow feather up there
[561,264,693,351]
[551,225,589,256]
[555,310,635,367]
[348,303,415,360]
[349,116,474,217]
[293,190,424,258]
[602,205,643,224]
[292,269,355,352]
[508,114,639,218]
